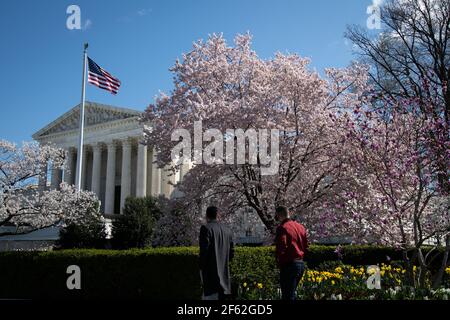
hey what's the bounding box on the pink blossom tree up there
[335,91,450,288]
[0,140,101,236]
[142,33,368,235]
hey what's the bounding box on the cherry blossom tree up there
[142,33,448,288]
[0,140,101,236]
[142,33,368,235]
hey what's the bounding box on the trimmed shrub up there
[152,207,197,247]
[0,248,200,300]
[111,196,162,249]
[306,245,403,267]
[57,215,107,249]
[0,245,445,300]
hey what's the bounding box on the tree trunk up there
[403,249,417,287]
[417,248,428,289]
[255,207,277,236]
[432,236,450,290]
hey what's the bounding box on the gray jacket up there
[199,220,234,295]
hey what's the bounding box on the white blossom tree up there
[0,140,101,236]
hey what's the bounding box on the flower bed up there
[0,246,448,300]
[236,264,450,300]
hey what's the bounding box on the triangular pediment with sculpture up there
[33,101,142,139]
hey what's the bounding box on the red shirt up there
[275,219,308,267]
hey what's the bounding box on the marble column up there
[64,148,75,185]
[179,161,191,181]
[136,143,147,197]
[50,163,62,190]
[105,142,117,215]
[120,140,132,213]
[169,167,176,195]
[151,148,161,196]
[80,146,88,190]
[161,166,173,198]
[91,143,102,196]
[38,161,48,191]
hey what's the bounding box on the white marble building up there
[32,101,189,216]
[0,100,266,250]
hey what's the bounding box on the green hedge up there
[0,248,200,300]
[0,245,435,300]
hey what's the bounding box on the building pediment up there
[32,101,142,139]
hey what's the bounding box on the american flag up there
[87,57,121,95]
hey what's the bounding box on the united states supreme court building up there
[0,101,268,250]
[32,101,190,216]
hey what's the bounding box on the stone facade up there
[28,101,267,246]
[33,101,190,215]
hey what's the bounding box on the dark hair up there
[206,206,218,219]
[275,206,288,217]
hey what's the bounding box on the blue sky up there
[0,0,373,143]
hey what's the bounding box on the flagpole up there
[75,43,88,191]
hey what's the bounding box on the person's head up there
[275,206,289,222]
[206,206,218,222]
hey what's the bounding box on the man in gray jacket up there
[199,206,234,300]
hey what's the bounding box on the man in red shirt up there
[274,206,308,300]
